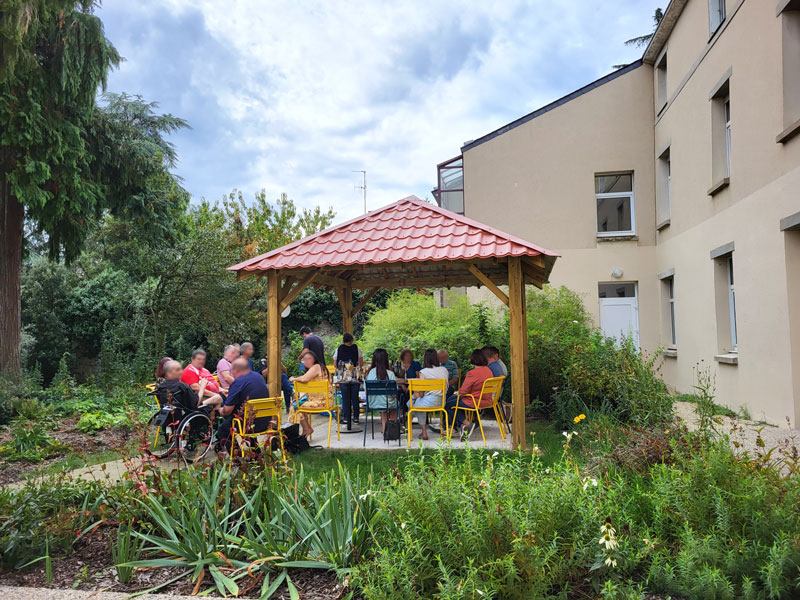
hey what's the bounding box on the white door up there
[598,282,639,348]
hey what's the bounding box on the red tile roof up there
[228,195,558,273]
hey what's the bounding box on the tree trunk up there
[0,173,23,379]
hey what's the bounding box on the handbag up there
[383,419,401,442]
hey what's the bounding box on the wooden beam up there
[467,264,509,306]
[351,287,380,317]
[236,270,258,281]
[524,255,546,269]
[521,262,545,290]
[521,284,530,406]
[266,271,282,398]
[338,282,353,335]
[507,257,528,449]
[280,276,297,302]
[279,270,319,312]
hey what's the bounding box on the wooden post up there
[521,284,530,405]
[507,257,528,449]
[338,282,353,335]
[266,271,282,398]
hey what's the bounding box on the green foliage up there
[359,290,504,370]
[0,419,67,462]
[353,439,800,599]
[112,522,142,584]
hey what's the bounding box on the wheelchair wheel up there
[145,411,178,458]
[176,412,213,463]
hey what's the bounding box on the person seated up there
[181,349,223,405]
[155,356,172,383]
[410,349,450,441]
[260,356,294,411]
[437,349,459,396]
[157,360,223,414]
[216,345,240,391]
[216,358,270,458]
[288,351,332,439]
[365,348,398,434]
[240,342,256,371]
[444,349,495,440]
[482,346,508,378]
[396,348,421,408]
[335,332,363,424]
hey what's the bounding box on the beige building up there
[434,0,800,426]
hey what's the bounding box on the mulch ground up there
[0,525,358,599]
[0,419,135,486]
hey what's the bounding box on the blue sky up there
[97,1,660,224]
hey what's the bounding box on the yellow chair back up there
[408,378,447,408]
[242,397,282,425]
[326,365,335,375]
[294,379,333,408]
[478,376,505,403]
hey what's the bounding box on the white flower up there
[400,522,406,529]
[573,320,579,324]
[544,468,551,474]
[582,477,597,491]
[358,490,375,500]
[604,557,617,568]
[492,451,499,457]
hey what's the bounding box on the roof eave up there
[642,0,689,64]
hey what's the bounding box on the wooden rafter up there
[467,264,509,306]
[279,270,319,311]
[351,287,381,317]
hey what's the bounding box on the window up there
[711,242,737,357]
[778,1,800,143]
[656,146,671,227]
[595,173,635,237]
[655,50,668,111]
[709,74,731,194]
[436,156,464,214]
[709,0,726,34]
[667,276,677,346]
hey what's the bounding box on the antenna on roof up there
[353,170,366,214]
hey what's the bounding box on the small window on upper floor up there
[595,173,635,237]
[437,155,464,214]
[709,74,731,195]
[655,50,668,112]
[778,1,800,143]
[656,146,671,228]
[709,0,726,35]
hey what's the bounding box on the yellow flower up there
[573,414,586,424]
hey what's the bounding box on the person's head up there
[372,348,389,379]
[299,326,312,338]
[422,348,438,369]
[223,344,239,361]
[231,358,251,379]
[191,349,207,368]
[155,356,172,380]
[399,349,413,364]
[240,342,254,359]
[164,360,183,380]
[301,350,320,370]
[469,349,489,367]
[342,332,354,345]
[482,346,500,363]
[437,349,449,365]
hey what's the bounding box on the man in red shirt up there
[182,349,224,409]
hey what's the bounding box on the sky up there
[97,0,661,225]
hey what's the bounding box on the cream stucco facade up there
[436,0,800,426]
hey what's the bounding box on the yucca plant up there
[112,522,142,584]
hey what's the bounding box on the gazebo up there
[228,195,558,448]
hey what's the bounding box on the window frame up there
[668,276,677,346]
[709,0,726,35]
[724,96,731,176]
[727,256,737,351]
[595,173,636,238]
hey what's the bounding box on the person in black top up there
[335,332,362,425]
[299,326,326,366]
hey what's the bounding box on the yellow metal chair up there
[447,376,506,446]
[326,365,336,376]
[294,380,340,447]
[231,396,285,460]
[407,378,449,447]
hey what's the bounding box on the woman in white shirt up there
[411,348,450,440]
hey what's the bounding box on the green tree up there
[613,8,664,69]
[0,1,188,377]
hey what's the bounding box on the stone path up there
[674,401,800,470]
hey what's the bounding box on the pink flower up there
[539,318,544,323]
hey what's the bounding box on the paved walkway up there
[0,586,198,599]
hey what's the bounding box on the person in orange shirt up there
[444,349,494,441]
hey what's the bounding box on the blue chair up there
[364,380,400,447]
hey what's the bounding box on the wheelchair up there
[144,387,216,463]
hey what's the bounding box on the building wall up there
[463,64,658,349]
[457,0,800,426]
[652,0,800,425]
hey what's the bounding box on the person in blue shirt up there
[216,358,270,456]
[397,349,421,410]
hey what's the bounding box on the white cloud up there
[100,0,659,223]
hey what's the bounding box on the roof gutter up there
[642,0,689,64]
